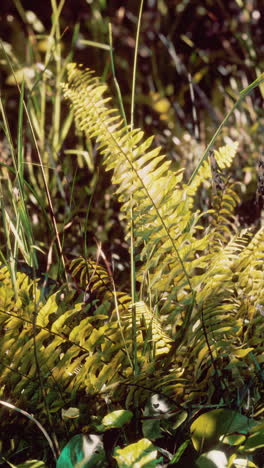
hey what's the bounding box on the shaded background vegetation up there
[0,0,263,283]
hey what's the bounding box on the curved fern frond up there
[209,182,240,248]
[186,142,238,199]
[69,258,172,357]
[62,64,199,300]
[70,256,131,309]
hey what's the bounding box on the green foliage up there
[1,62,264,466]
[1,2,264,466]
[56,434,104,468]
[191,409,256,452]
[8,462,47,468]
[113,438,162,468]
[61,63,264,408]
[99,410,133,430]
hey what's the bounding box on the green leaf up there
[113,438,162,468]
[10,462,47,468]
[242,426,264,452]
[169,439,190,464]
[61,407,80,419]
[101,410,133,430]
[142,418,162,441]
[196,450,227,468]
[239,73,264,97]
[171,410,188,430]
[56,433,104,468]
[220,433,246,446]
[191,409,256,452]
[233,348,254,359]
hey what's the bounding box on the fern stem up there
[32,282,59,456]
[112,282,134,370]
[130,0,144,130]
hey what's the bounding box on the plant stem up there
[188,73,264,185]
[130,0,144,130]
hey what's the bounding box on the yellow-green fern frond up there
[186,142,238,199]
[62,64,205,306]
[70,257,131,309]
[209,182,240,248]
[69,258,172,359]
[125,302,173,357]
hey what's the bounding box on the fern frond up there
[70,256,132,309]
[69,258,172,358]
[209,182,240,247]
[186,142,238,199]
[62,64,201,301]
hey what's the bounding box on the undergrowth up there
[0,2,264,468]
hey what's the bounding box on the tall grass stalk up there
[130,0,145,376]
[108,23,127,127]
[0,0,82,280]
[0,399,57,460]
[0,79,37,292]
[188,73,264,185]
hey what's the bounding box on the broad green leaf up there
[142,419,162,440]
[61,407,80,419]
[196,450,228,468]
[191,409,256,452]
[233,348,254,358]
[220,433,246,446]
[100,410,133,430]
[171,410,188,430]
[113,438,161,468]
[56,433,104,468]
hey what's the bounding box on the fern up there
[0,259,171,418]
[60,64,264,409]
[0,64,264,441]
[61,64,199,301]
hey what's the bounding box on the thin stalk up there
[0,184,17,297]
[129,0,144,376]
[3,52,67,279]
[39,74,47,157]
[112,284,134,370]
[83,171,98,258]
[130,198,138,375]
[50,0,65,154]
[108,23,127,127]
[130,0,144,130]
[188,73,264,185]
[0,75,37,269]
[32,280,60,457]
[0,399,57,460]
[17,79,38,268]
